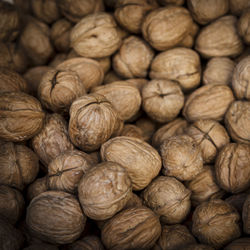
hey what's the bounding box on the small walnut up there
[160,134,203,181]
[120,124,145,141]
[135,117,156,142]
[157,0,184,5]
[150,47,201,92]
[70,13,121,58]
[192,199,241,248]
[238,9,250,44]
[101,136,162,190]
[142,79,184,123]
[101,206,161,250]
[195,16,244,58]
[27,177,48,202]
[103,70,122,84]
[126,78,148,92]
[224,238,250,250]
[229,0,250,16]
[225,101,250,144]
[124,192,143,209]
[96,56,111,74]
[226,193,248,214]
[142,176,191,224]
[26,191,86,244]
[68,236,104,250]
[183,84,235,122]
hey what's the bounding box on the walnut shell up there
[27,177,48,202]
[103,70,122,84]
[224,238,250,250]
[120,124,145,141]
[142,176,191,224]
[182,244,215,250]
[26,191,86,244]
[23,243,59,250]
[124,192,143,209]
[101,206,161,250]
[96,56,111,74]
[157,0,184,5]
[243,195,250,234]
[135,117,156,142]
[226,193,248,214]
[192,199,241,248]
[238,9,250,45]
[67,235,104,250]
[101,136,162,190]
[0,92,45,142]
[229,0,250,16]
[183,84,235,122]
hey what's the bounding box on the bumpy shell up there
[27,177,48,202]
[68,236,104,250]
[224,238,250,250]
[70,13,121,58]
[101,206,161,250]
[243,195,250,234]
[182,244,215,250]
[142,176,191,224]
[229,0,250,16]
[192,199,241,248]
[101,136,162,190]
[183,84,235,122]
[0,92,45,142]
[157,0,184,5]
[124,192,143,209]
[142,79,184,123]
[26,191,86,244]
[136,117,156,142]
[238,9,250,44]
[150,47,201,92]
[120,124,145,141]
[160,135,203,181]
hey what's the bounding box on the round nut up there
[238,9,250,45]
[67,236,104,250]
[229,0,250,16]
[225,193,248,214]
[120,124,145,141]
[27,177,48,202]
[224,238,250,250]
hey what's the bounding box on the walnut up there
[27,177,48,202]
[183,84,235,122]
[23,243,59,250]
[135,117,156,142]
[160,134,203,181]
[120,124,145,141]
[67,236,104,250]
[0,92,45,142]
[225,101,250,144]
[103,70,122,84]
[238,9,250,44]
[70,13,121,58]
[150,47,201,92]
[192,199,241,248]
[0,142,39,190]
[229,0,250,16]
[126,78,148,92]
[182,244,215,250]
[101,136,162,190]
[13,0,31,14]
[26,191,86,244]
[243,195,250,234]
[195,16,244,58]
[157,0,184,5]
[124,192,143,209]
[142,176,191,224]
[215,143,250,193]
[226,193,248,214]
[69,93,123,152]
[96,56,111,74]
[101,206,161,250]
[142,79,184,123]
[31,113,74,166]
[224,238,250,250]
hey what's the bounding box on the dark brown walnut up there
[181,244,215,250]
[187,0,229,25]
[69,93,123,152]
[49,53,68,67]
[78,161,132,220]
[124,192,143,209]
[101,206,161,250]
[243,195,250,234]
[27,177,48,202]
[101,136,162,190]
[67,235,104,250]
[232,56,250,100]
[142,176,191,224]
[120,124,145,141]
[238,9,250,45]
[104,0,117,8]
[225,101,250,144]
[0,185,24,224]
[183,84,235,122]
[23,243,59,250]
[48,150,94,194]
[157,0,184,5]
[186,119,230,163]
[186,165,225,206]
[31,113,74,166]
[0,92,45,142]
[160,134,203,181]
[91,81,141,121]
[114,0,159,34]
[192,199,241,248]
[229,0,250,16]
[56,57,104,92]
[70,13,122,58]
[203,57,235,86]
[226,193,248,214]
[31,0,60,24]
[103,70,122,84]
[153,224,196,250]
[195,16,244,58]
[142,79,184,123]
[215,143,250,193]
[150,47,201,92]
[38,69,86,113]
[135,117,156,142]
[152,118,188,148]
[58,0,104,23]
[142,6,197,51]
[224,238,250,250]
[0,142,39,190]
[26,191,86,244]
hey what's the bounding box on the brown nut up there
[181,244,215,250]
[150,47,201,92]
[0,92,45,142]
[135,117,156,142]
[192,199,241,248]
[67,235,104,250]
[27,177,48,202]
[124,192,143,209]
[23,243,58,250]
[238,9,250,45]
[120,124,145,141]
[26,191,86,244]
[101,206,161,250]
[224,238,250,250]
[225,193,248,214]
[101,136,162,190]
[142,176,191,224]
[183,84,235,122]
[70,12,122,58]
[160,134,203,181]
[229,0,250,16]
[103,70,122,84]
[243,195,250,234]
[157,0,184,5]
[142,79,184,123]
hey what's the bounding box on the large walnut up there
[67,236,104,250]
[192,199,241,248]
[243,195,250,234]
[238,9,250,45]
[26,191,86,244]
[224,238,250,250]
[101,136,162,190]
[142,176,191,224]
[0,92,45,142]
[101,206,161,250]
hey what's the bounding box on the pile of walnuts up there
[0,0,250,249]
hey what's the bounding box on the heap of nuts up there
[0,0,250,249]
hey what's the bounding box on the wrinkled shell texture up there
[243,195,250,234]
[224,238,250,250]
[238,9,250,44]
[27,177,48,202]
[229,0,250,16]
[68,236,104,250]
[120,124,145,141]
